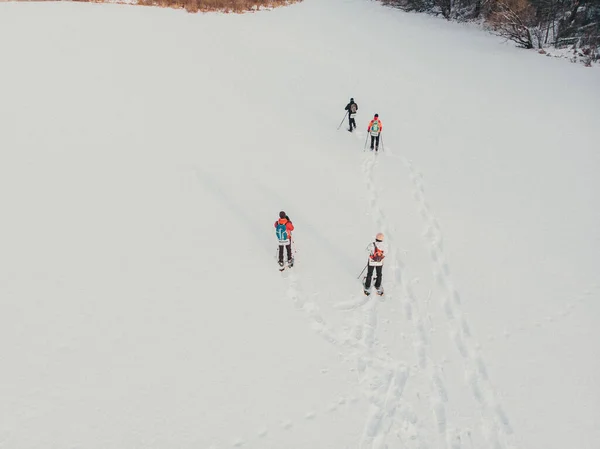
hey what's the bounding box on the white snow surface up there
[1,1,599,448]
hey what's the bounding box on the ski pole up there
[337,111,348,130]
[380,134,385,152]
[364,134,369,150]
[357,263,368,279]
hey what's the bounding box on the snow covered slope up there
[0,1,598,448]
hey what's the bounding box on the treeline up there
[380,0,600,63]
[136,0,300,13]
[71,0,301,13]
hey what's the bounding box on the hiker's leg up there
[365,265,374,288]
[375,266,383,288]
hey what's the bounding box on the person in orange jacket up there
[274,211,295,269]
[367,113,383,151]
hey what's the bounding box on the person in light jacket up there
[364,232,387,295]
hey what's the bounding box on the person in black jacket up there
[344,98,358,132]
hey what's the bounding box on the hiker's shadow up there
[194,166,276,261]
[254,182,359,277]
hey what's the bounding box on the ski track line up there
[207,272,361,447]
[345,286,428,449]
[283,268,410,449]
[195,170,364,448]
[361,145,456,449]
[222,391,358,449]
[485,288,593,343]
[351,275,411,449]
[271,264,401,449]
[402,156,518,449]
[271,142,413,449]
[283,268,397,368]
[359,140,416,449]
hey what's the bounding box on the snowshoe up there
[362,280,372,296]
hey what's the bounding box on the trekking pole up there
[357,263,368,279]
[364,134,369,150]
[337,111,348,130]
[380,134,385,152]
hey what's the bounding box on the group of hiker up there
[274,210,386,296]
[344,97,386,294]
[344,98,383,152]
[273,97,387,297]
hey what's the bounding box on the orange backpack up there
[371,243,385,262]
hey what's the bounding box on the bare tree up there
[488,0,536,48]
[377,0,599,64]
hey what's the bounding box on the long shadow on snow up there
[254,181,358,276]
[194,167,275,261]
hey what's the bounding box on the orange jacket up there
[274,218,294,236]
[367,118,382,134]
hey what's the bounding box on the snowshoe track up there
[362,145,452,448]
[402,156,518,449]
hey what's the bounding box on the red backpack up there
[371,243,385,262]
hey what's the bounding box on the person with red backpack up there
[344,98,358,132]
[274,211,294,270]
[367,113,383,151]
[363,233,387,296]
